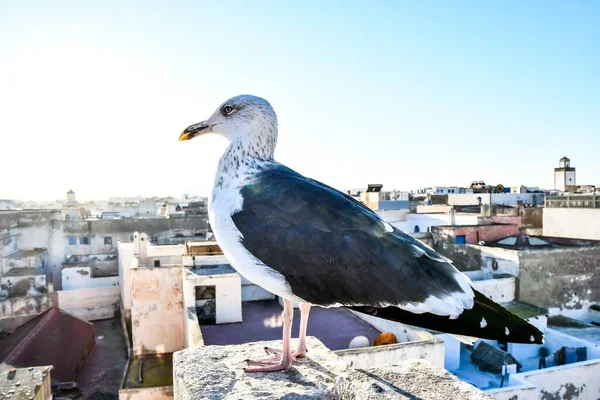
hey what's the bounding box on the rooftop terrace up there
[200,300,382,350]
[483,234,600,250]
[2,267,44,277]
[4,249,46,259]
[548,315,600,343]
[503,301,548,320]
[122,354,173,390]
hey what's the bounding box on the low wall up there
[471,276,515,303]
[349,310,410,343]
[182,255,229,267]
[62,266,119,290]
[241,284,275,302]
[488,359,600,400]
[0,287,120,331]
[57,286,120,321]
[430,237,482,271]
[334,338,445,369]
[0,292,58,331]
[518,246,600,315]
[184,307,204,348]
[436,333,462,371]
[477,245,520,277]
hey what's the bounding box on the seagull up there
[179,95,544,372]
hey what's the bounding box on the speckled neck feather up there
[214,112,278,188]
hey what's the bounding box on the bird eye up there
[222,105,234,115]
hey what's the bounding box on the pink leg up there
[264,303,312,359]
[295,303,312,357]
[244,299,294,372]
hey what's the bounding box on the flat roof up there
[548,316,600,343]
[6,249,47,259]
[3,267,44,277]
[189,265,236,276]
[187,241,219,247]
[200,300,381,351]
[62,262,90,268]
[123,354,173,389]
[503,301,547,319]
[484,234,600,249]
[433,223,516,229]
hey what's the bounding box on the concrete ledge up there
[334,337,445,369]
[338,360,494,399]
[173,337,493,399]
[184,307,204,347]
[173,337,350,399]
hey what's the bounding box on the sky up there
[0,1,598,201]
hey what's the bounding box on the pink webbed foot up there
[243,351,293,372]
[264,346,308,359]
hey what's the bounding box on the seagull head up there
[179,95,278,143]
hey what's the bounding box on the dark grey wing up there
[232,164,473,316]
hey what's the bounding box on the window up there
[68,236,77,245]
[104,237,113,245]
[154,260,161,267]
[80,237,90,245]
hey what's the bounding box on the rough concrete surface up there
[337,360,494,400]
[173,337,492,400]
[174,337,351,400]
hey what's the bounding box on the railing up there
[545,195,600,209]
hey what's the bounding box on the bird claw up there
[243,360,293,372]
[264,346,307,359]
[243,353,293,372]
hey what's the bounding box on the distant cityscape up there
[1,155,599,398]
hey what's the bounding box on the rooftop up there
[548,316,600,343]
[502,301,547,320]
[0,308,95,382]
[5,249,46,259]
[483,234,600,249]
[189,265,236,276]
[2,267,44,277]
[64,254,118,263]
[545,195,600,209]
[0,366,52,400]
[433,222,517,230]
[122,354,173,390]
[200,300,381,351]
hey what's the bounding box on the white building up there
[510,185,528,194]
[414,187,473,195]
[543,195,600,240]
[554,156,576,192]
[118,233,274,314]
[447,193,544,206]
[377,209,480,234]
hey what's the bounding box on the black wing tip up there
[529,328,545,345]
[348,304,546,345]
[506,327,545,345]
